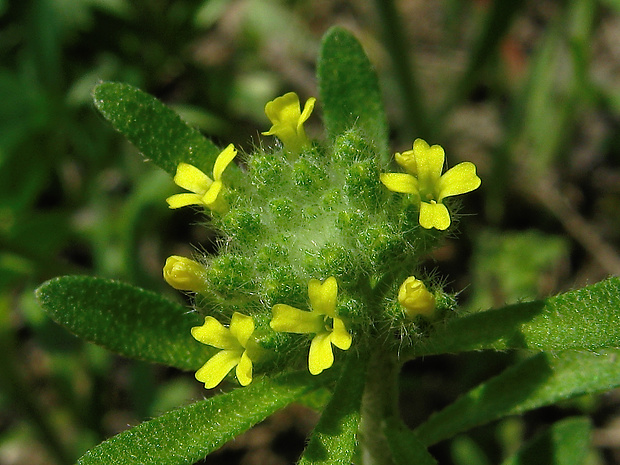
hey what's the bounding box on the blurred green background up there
[1,0,620,463]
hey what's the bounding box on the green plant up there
[35,27,620,465]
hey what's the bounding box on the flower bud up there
[163,255,206,291]
[398,276,436,318]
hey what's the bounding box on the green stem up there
[371,0,433,141]
[359,348,400,465]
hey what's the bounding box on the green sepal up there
[318,27,389,164]
[384,419,437,465]
[298,352,368,465]
[92,82,221,176]
[77,370,325,465]
[36,276,210,371]
[414,349,620,447]
[500,417,591,465]
[414,277,620,357]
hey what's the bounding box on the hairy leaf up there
[384,419,437,465]
[415,277,620,356]
[414,350,620,446]
[78,370,323,465]
[36,276,209,371]
[318,27,389,163]
[298,352,367,465]
[93,81,221,176]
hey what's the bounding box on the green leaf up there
[92,81,221,175]
[36,276,210,371]
[78,370,322,465]
[414,349,620,446]
[500,417,591,465]
[298,352,367,465]
[318,27,389,163]
[414,277,620,357]
[384,419,437,465]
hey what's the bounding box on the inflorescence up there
[162,92,481,389]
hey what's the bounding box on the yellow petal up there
[212,144,237,181]
[330,317,352,350]
[298,97,316,127]
[308,277,338,318]
[398,276,436,318]
[395,150,417,175]
[264,92,302,125]
[166,193,205,209]
[236,351,253,386]
[308,332,334,375]
[419,201,451,230]
[380,173,418,194]
[437,162,481,201]
[195,349,242,389]
[229,312,254,348]
[270,304,324,334]
[173,163,212,195]
[202,181,225,213]
[191,316,240,350]
[162,255,205,291]
[413,139,445,185]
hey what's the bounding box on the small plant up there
[36,27,620,465]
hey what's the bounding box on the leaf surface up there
[414,349,620,446]
[36,276,209,371]
[78,370,322,465]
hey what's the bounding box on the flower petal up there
[380,173,418,194]
[270,304,324,334]
[308,277,338,318]
[330,317,352,350]
[212,144,237,181]
[413,139,445,186]
[395,150,417,175]
[419,201,451,230]
[298,97,316,127]
[166,193,205,209]
[195,350,242,389]
[264,92,301,125]
[236,350,253,386]
[308,332,334,375]
[191,316,240,350]
[437,162,481,201]
[229,312,254,348]
[202,181,224,210]
[173,163,212,195]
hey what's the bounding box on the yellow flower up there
[380,139,481,230]
[191,312,261,389]
[398,276,436,319]
[166,144,237,214]
[262,92,316,153]
[163,255,206,291]
[270,277,352,375]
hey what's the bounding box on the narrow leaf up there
[92,81,221,175]
[501,417,591,465]
[78,370,323,465]
[414,277,620,357]
[36,276,209,371]
[298,352,368,465]
[384,419,437,465]
[318,27,389,162]
[414,349,620,446]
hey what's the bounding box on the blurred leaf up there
[92,82,222,176]
[500,417,591,465]
[298,352,367,465]
[78,370,323,465]
[36,276,211,371]
[318,27,389,163]
[451,436,491,465]
[414,277,620,356]
[414,350,620,446]
[384,419,437,465]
